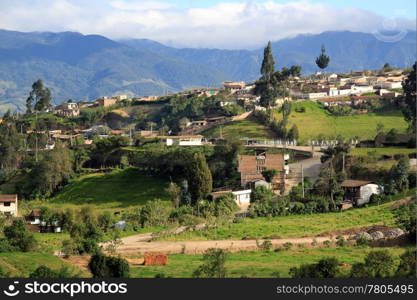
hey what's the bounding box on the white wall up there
[232,191,251,205]
[0,202,17,216]
[358,184,380,206]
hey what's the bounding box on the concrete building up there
[0,194,18,216]
[158,135,204,146]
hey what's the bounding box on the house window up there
[3,202,11,207]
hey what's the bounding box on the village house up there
[0,194,18,216]
[94,97,118,107]
[25,209,62,233]
[223,81,246,94]
[138,130,158,138]
[374,81,403,89]
[157,135,204,146]
[202,88,222,97]
[341,180,381,206]
[187,120,207,127]
[113,94,128,101]
[137,96,159,102]
[26,209,41,225]
[54,102,80,117]
[238,153,286,192]
[211,189,252,209]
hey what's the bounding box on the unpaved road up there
[111,235,350,255]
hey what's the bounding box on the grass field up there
[273,101,408,143]
[156,193,416,241]
[130,246,411,278]
[45,168,169,210]
[350,147,415,158]
[0,252,86,277]
[202,116,274,139]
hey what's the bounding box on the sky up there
[0,0,415,49]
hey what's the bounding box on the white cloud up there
[0,0,414,49]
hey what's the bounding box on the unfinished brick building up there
[238,153,285,191]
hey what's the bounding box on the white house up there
[351,85,374,94]
[306,92,328,99]
[232,189,252,206]
[27,209,41,225]
[374,81,403,89]
[158,135,204,146]
[0,194,18,216]
[341,180,381,206]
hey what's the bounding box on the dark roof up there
[341,180,373,188]
[375,133,413,144]
[0,194,17,203]
[29,209,41,217]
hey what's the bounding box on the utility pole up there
[35,110,38,162]
[129,126,133,146]
[301,163,305,198]
[342,152,345,173]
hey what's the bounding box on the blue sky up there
[0,0,415,49]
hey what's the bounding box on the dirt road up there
[111,235,349,255]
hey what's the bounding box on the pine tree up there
[315,45,330,70]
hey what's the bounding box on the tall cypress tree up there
[261,41,275,82]
[402,62,416,133]
[187,152,212,204]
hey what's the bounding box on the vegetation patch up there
[273,101,408,143]
[49,168,170,209]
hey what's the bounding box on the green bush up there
[192,248,228,278]
[395,250,416,278]
[139,199,172,228]
[350,250,397,278]
[3,219,37,252]
[289,257,340,278]
[88,253,130,278]
[30,265,74,278]
[283,242,293,250]
[0,238,17,252]
[336,236,346,247]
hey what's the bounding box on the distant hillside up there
[0,29,228,112]
[0,29,415,113]
[123,30,416,80]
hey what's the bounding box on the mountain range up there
[0,29,415,113]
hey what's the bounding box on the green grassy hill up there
[274,101,408,143]
[0,252,85,277]
[202,116,274,139]
[47,168,169,210]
